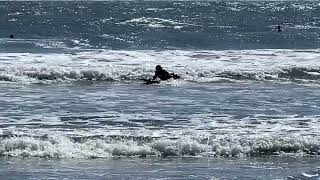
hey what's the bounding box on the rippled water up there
[1,157,319,179]
[1,81,320,157]
[1,1,320,179]
[1,1,320,51]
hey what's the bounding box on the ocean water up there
[1,1,320,179]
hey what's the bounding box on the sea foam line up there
[0,135,319,159]
[0,49,320,84]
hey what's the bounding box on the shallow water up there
[1,1,320,179]
[1,157,320,179]
[0,82,320,159]
[1,53,320,178]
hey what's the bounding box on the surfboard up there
[141,79,160,85]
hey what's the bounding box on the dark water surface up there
[1,1,320,51]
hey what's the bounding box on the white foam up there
[0,49,320,84]
[0,134,319,159]
[35,40,67,49]
[301,172,319,178]
[71,39,92,48]
[118,17,187,29]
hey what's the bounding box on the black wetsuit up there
[277,25,282,32]
[153,69,180,81]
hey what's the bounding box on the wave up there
[0,135,319,159]
[0,68,150,83]
[22,70,115,81]
[0,66,320,84]
[0,49,320,84]
[215,67,320,82]
[118,17,188,29]
[284,168,320,179]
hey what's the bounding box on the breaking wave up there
[0,67,151,83]
[1,66,320,84]
[118,17,188,29]
[0,135,319,159]
[1,49,320,84]
[214,67,320,82]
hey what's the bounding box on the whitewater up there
[1,49,320,179]
[1,1,320,179]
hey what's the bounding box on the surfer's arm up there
[152,72,159,80]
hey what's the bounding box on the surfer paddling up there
[277,25,282,32]
[152,65,180,81]
[142,65,180,84]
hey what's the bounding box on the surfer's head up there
[156,65,162,71]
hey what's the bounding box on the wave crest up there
[1,66,320,84]
[22,70,113,81]
[0,135,319,159]
[1,50,320,84]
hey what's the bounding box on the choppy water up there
[1,1,320,51]
[1,1,320,179]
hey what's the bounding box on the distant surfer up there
[9,35,13,38]
[142,65,180,84]
[153,65,180,81]
[277,25,282,32]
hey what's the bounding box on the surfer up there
[277,25,282,32]
[152,65,180,81]
[9,35,13,38]
[142,65,180,84]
